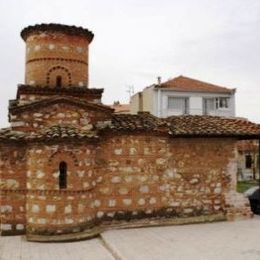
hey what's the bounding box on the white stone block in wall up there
[6,179,19,188]
[138,198,146,205]
[36,170,45,178]
[119,187,129,195]
[97,211,104,218]
[111,176,121,183]
[46,205,56,213]
[83,182,90,188]
[149,198,156,204]
[123,199,132,206]
[65,218,74,224]
[37,218,46,225]
[65,205,72,214]
[16,224,24,230]
[139,185,149,193]
[77,170,85,177]
[94,200,101,207]
[1,224,12,231]
[108,199,117,207]
[32,204,40,213]
[0,205,12,213]
[114,148,122,155]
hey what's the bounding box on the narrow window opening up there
[245,155,252,169]
[59,161,67,189]
[56,76,62,87]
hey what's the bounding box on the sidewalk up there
[1,216,260,260]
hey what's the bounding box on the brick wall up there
[1,134,251,237]
[0,144,27,235]
[10,103,111,131]
[25,32,90,87]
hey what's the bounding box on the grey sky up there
[0,0,259,127]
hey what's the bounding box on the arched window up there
[59,161,67,189]
[56,76,62,87]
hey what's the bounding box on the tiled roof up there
[28,125,98,140]
[21,23,94,42]
[1,115,259,142]
[0,128,26,141]
[108,114,260,138]
[166,115,260,137]
[10,97,114,114]
[0,125,98,142]
[17,85,104,99]
[156,76,234,94]
[109,112,167,133]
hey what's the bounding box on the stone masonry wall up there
[0,135,251,237]
[10,103,110,131]
[94,136,233,222]
[26,144,98,235]
[0,144,27,235]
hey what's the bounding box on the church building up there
[0,24,259,242]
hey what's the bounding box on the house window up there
[168,97,189,114]
[203,98,214,115]
[216,97,229,109]
[245,155,252,169]
[59,161,67,189]
[56,76,62,87]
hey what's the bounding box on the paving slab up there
[0,236,114,260]
[1,217,260,260]
[101,216,260,260]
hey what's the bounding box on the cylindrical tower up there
[21,24,94,88]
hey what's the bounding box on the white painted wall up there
[130,86,236,118]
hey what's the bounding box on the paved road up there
[1,216,260,260]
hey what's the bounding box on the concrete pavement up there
[1,216,260,260]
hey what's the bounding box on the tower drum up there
[21,24,94,88]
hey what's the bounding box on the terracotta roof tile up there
[109,112,167,133]
[17,85,104,99]
[108,114,260,138]
[166,115,260,137]
[157,76,234,94]
[10,97,114,114]
[1,115,260,142]
[28,125,98,140]
[21,23,94,42]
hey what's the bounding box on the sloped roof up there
[109,112,167,133]
[9,96,114,114]
[156,76,234,94]
[1,115,260,142]
[28,125,98,140]
[0,125,98,142]
[166,115,260,137]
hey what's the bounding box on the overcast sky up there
[0,0,259,127]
